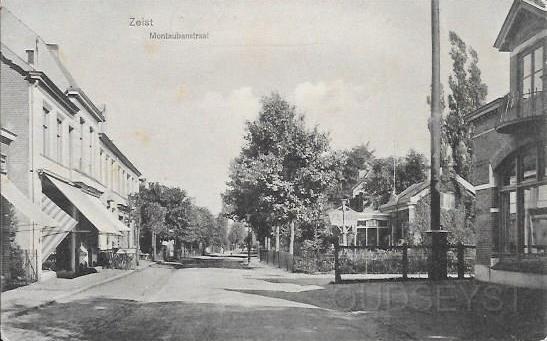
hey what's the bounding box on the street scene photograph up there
[0,0,546,340]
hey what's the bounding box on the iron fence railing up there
[497,90,545,131]
[334,243,476,282]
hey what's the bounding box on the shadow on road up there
[153,257,252,270]
[3,297,372,341]
[228,280,546,341]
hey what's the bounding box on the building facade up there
[466,0,546,288]
[0,8,141,281]
[380,174,475,246]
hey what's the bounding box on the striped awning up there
[45,176,123,235]
[41,195,78,261]
[0,174,57,228]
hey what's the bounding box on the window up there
[521,45,544,97]
[79,119,85,171]
[68,126,74,168]
[520,147,537,182]
[88,127,94,175]
[56,118,63,164]
[544,147,547,179]
[501,157,517,186]
[105,155,110,187]
[99,149,104,183]
[498,144,547,255]
[42,108,49,156]
[111,160,115,190]
[441,192,456,209]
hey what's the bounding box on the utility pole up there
[428,0,447,280]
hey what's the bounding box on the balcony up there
[496,90,546,134]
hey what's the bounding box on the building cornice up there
[26,71,79,116]
[99,133,142,177]
[66,88,106,122]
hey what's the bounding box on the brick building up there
[0,8,142,281]
[466,0,546,288]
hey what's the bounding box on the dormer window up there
[521,45,544,97]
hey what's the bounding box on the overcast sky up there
[4,0,513,214]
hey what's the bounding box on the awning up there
[46,176,124,236]
[1,174,57,228]
[41,195,78,260]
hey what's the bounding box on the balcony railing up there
[496,90,546,134]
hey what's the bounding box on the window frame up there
[498,143,547,255]
[56,117,63,164]
[519,42,545,96]
[42,107,50,156]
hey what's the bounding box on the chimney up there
[46,43,59,58]
[25,49,35,65]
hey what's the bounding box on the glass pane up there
[524,185,547,253]
[538,184,547,209]
[534,47,543,72]
[523,53,532,78]
[502,157,517,186]
[522,76,532,97]
[534,71,543,92]
[503,190,518,254]
[522,147,537,181]
[544,146,547,178]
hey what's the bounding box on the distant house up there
[465,0,546,289]
[379,173,475,246]
[327,205,390,247]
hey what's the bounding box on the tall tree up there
[227,222,246,250]
[362,149,428,208]
[331,143,375,204]
[223,93,340,254]
[444,31,488,178]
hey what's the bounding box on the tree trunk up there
[275,226,280,252]
[152,230,157,261]
[289,220,295,255]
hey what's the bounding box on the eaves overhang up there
[99,133,142,177]
[26,71,80,116]
[494,0,547,52]
[66,88,106,122]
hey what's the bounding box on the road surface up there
[1,259,544,341]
